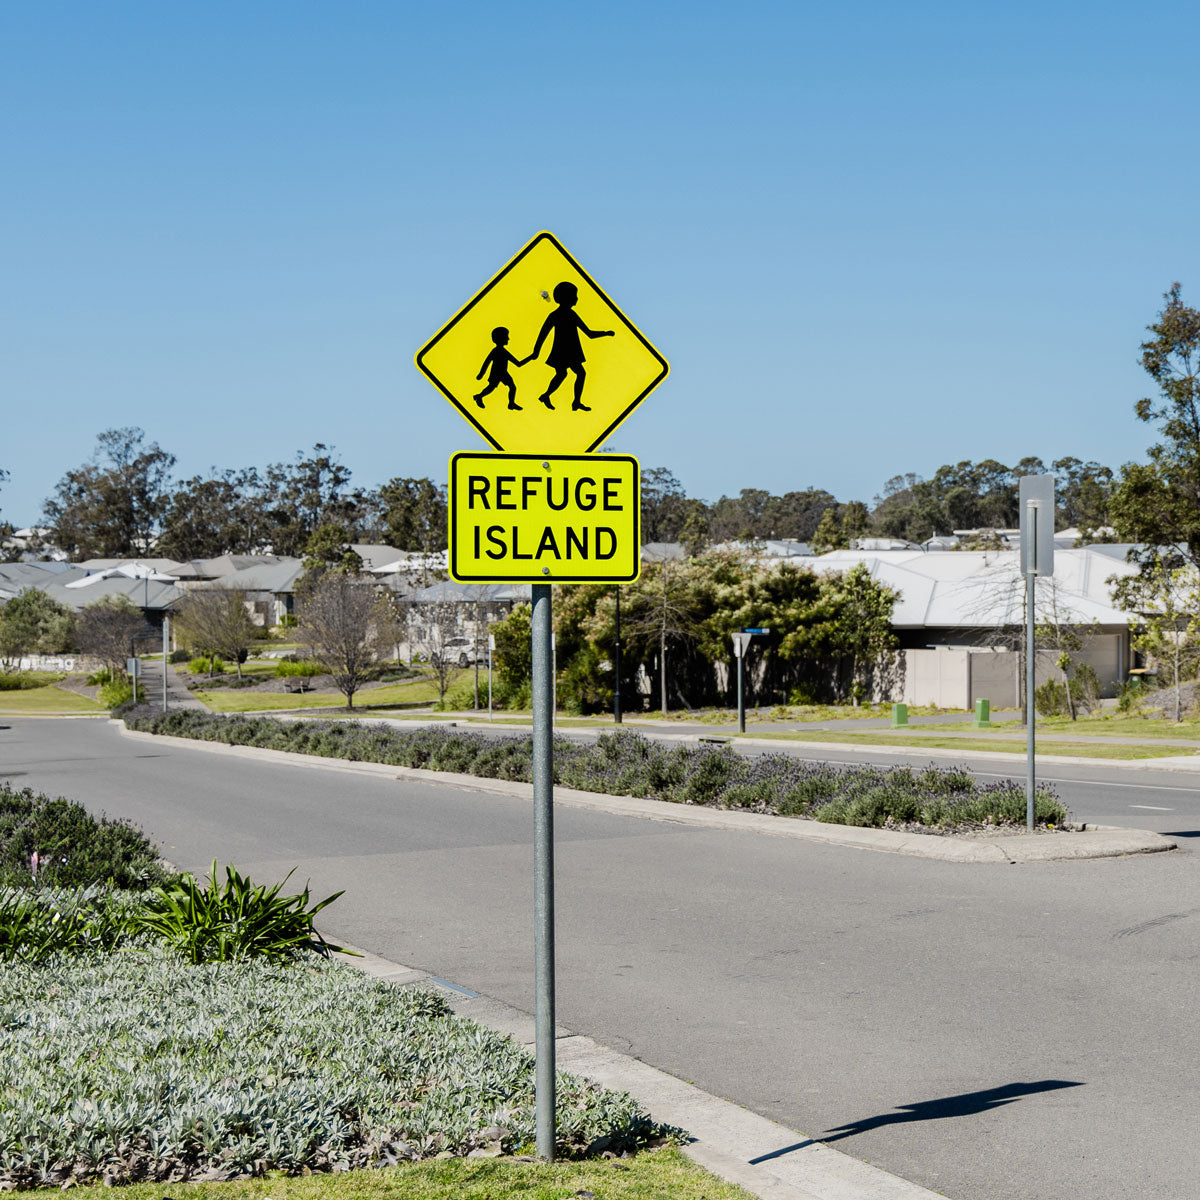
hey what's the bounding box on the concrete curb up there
[340,941,947,1200]
[115,723,1177,862]
[0,712,109,719]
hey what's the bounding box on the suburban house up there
[186,558,308,626]
[809,545,1140,707]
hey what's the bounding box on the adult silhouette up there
[527,281,613,411]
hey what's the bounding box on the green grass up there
[750,728,1199,759]
[6,1146,750,1199]
[922,714,1200,740]
[196,673,464,713]
[0,685,105,714]
[450,706,962,726]
[635,703,959,723]
[0,670,67,689]
[182,659,287,680]
[460,715,611,729]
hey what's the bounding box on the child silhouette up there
[527,281,614,411]
[473,326,528,410]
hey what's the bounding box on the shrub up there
[275,659,323,677]
[435,680,478,711]
[0,886,145,962]
[135,860,350,963]
[188,655,225,675]
[98,679,142,708]
[124,713,1069,829]
[1036,666,1103,717]
[168,648,190,663]
[0,673,49,692]
[86,667,113,686]
[0,784,170,890]
[1117,676,1149,714]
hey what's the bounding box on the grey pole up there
[531,583,556,1160]
[613,587,622,723]
[161,616,169,714]
[488,634,494,723]
[737,641,745,734]
[1025,509,1037,829]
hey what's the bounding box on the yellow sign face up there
[417,232,668,454]
[449,452,640,584]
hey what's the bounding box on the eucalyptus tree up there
[42,428,176,560]
[1110,283,1200,569]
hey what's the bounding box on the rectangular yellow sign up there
[449,452,640,584]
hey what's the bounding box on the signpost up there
[1019,475,1055,830]
[161,616,170,714]
[488,632,495,723]
[613,588,622,724]
[417,231,665,1161]
[731,628,769,733]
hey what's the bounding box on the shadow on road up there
[748,1080,1084,1163]
[1161,829,1200,838]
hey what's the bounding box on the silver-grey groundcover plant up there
[0,950,666,1188]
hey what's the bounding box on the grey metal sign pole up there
[613,587,622,724]
[735,635,746,733]
[1025,552,1036,829]
[487,633,495,723]
[161,616,169,714]
[1019,475,1055,831]
[531,583,556,1160]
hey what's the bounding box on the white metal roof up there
[811,547,1138,628]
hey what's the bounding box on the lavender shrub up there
[126,714,1067,829]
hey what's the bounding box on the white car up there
[433,636,487,667]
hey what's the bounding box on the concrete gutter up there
[341,941,948,1200]
[116,723,1176,862]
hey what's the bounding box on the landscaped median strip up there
[116,719,1176,862]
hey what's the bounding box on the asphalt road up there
[4,717,1199,1200]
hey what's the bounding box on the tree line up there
[4,432,1119,567]
[3,282,1199,572]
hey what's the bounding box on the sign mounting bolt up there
[542,461,550,470]
[542,567,550,575]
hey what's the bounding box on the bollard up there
[891,702,909,727]
[973,698,991,729]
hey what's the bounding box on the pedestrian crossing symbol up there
[415,231,668,455]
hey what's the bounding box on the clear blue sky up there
[3,1,1197,524]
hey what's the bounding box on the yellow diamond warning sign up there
[417,232,668,455]
[448,452,640,584]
